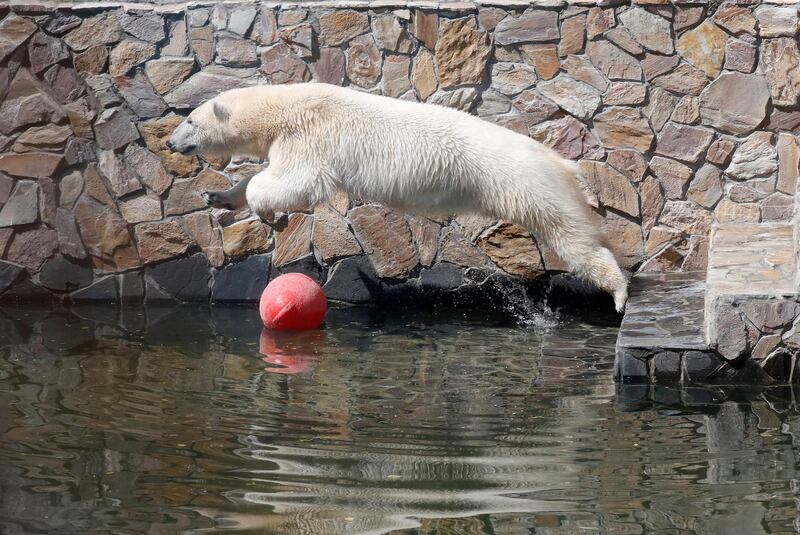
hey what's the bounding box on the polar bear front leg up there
[203,175,252,210]
[245,166,322,222]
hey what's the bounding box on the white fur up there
[169,83,629,311]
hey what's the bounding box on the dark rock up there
[43,65,85,104]
[28,32,69,74]
[120,271,143,305]
[0,260,24,294]
[46,11,82,35]
[652,351,681,383]
[120,11,165,43]
[272,255,325,285]
[0,279,54,303]
[39,255,93,291]
[65,138,96,166]
[113,71,167,118]
[683,350,722,383]
[614,349,649,384]
[419,262,463,291]
[146,253,210,302]
[212,254,270,302]
[324,255,380,304]
[70,275,118,302]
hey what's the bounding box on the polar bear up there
[167,83,628,311]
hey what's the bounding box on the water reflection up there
[0,305,798,534]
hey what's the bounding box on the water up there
[1,304,799,535]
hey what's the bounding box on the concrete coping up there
[5,0,717,14]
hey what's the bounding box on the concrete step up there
[705,222,798,360]
[615,271,709,384]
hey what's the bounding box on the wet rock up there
[144,57,195,95]
[618,7,673,54]
[307,49,342,87]
[561,55,609,91]
[537,74,601,120]
[222,218,270,260]
[491,63,537,96]
[724,39,756,74]
[312,204,361,262]
[120,11,165,43]
[559,13,585,56]
[652,63,708,96]
[109,39,156,77]
[212,254,270,302]
[650,156,693,200]
[28,32,69,74]
[134,220,195,265]
[161,20,188,56]
[182,211,224,267]
[216,34,258,66]
[74,45,108,75]
[324,255,380,304]
[94,108,139,150]
[114,71,167,118]
[687,164,723,209]
[0,14,38,61]
[123,143,172,195]
[0,260,25,295]
[712,4,757,36]
[350,205,418,278]
[699,73,771,135]
[12,124,71,153]
[70,275,117,302]
[383,54,411,98]
[6,226,58,272]
[530,115,603,161]
[478,222,543,278]
[586,40,642,81]
[0,153,62,178]
[593,107,654,152]
[659,200,712,235]
[166,65,257,108]
[0,180,38,227]
[607,150,647,183]
[146,254,210,302]
[495,10,558,45]
[755,5,798,38]
[760,38,800,108]
[675,20,727,78]
[656,123,714,164]
[39,255,92,291]
[726,132,777,181]
[319,10,369,46]
[436,18,490,89]
[55,208,86,259]
[73,197,139,271]
[165,169,229,216]
[579,161,639,217]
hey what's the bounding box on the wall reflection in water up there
[0,305,798,535]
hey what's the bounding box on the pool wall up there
[0,0,795,308]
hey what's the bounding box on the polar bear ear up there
[213,101,231,122]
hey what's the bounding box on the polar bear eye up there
[187,118,193,125]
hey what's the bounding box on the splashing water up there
[490,276,560,330]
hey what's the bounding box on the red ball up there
[259,273,327,330]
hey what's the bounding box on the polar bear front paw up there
[202,191,233,210]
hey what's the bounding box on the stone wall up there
[0,0,797,306]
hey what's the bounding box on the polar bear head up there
[167,96,240,158]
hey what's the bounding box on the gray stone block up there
[652,350,681,383]
[614,349,649,384]
[212,254,271,302]
[39,256,92,291]
[683,350,722,383]
[324,255,380,304]
[419,262,463,291]
[70,275,118,302]
[146,254,211,302]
